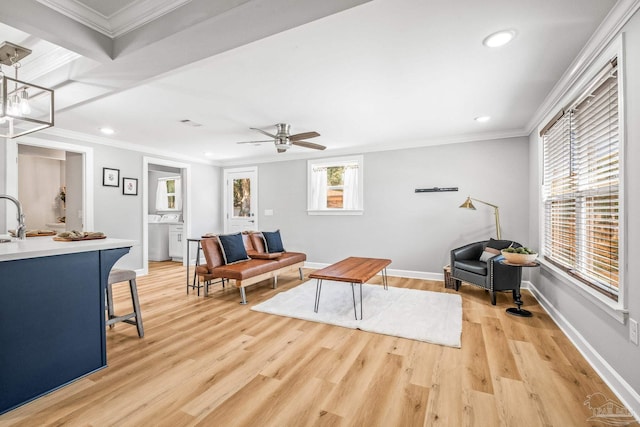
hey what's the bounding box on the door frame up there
[142,157,191,274]
[223,166,258,233]
[4,135,94,232]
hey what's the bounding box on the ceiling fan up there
[237,123,326,153]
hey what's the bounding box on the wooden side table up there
[443,265,455,289]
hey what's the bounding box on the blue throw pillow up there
[262,230,285,253]
[217,233,250,264]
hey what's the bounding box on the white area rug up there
[251,280,462,348]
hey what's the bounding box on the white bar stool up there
[106,269,144,338]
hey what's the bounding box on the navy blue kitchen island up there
[0,237,134,415]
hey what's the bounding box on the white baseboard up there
[526,281,640,422]
[303,262,444,281]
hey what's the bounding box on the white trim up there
[143,157,191,275]
[222,166,258,234]
[307,155,364,214]
[527,0,640,134]
[41,128,217,166]
[527,281,640,421]
[537,35,626,320]
[6,135,94,232]
[538,259,627,324]
[36,0,193,38]
[307,210,363,216]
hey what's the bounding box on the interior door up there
[224,167,258,233]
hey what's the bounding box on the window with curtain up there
[541,57,620,301]
[307,156,363,214]
[156,176,182,211]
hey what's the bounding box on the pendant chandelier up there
[0,41,54,139]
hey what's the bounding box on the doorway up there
[142,157,191,275]
[223,166,258,233]
[3,136,93,233]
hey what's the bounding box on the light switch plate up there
[264,209,274,216]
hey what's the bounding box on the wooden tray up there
[9,231,57,237]
[28,231,57,237]
[53,235,107,242]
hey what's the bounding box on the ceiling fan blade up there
[250,127,277,139]
[291,140,326,150]
[289,131,320,141]
[236,140,273,144]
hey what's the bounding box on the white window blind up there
[542,58,619,300]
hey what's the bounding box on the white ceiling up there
[0,0,626,165]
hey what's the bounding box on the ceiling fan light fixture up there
[482,29,516,48]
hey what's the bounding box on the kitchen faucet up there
[1,194,26,240]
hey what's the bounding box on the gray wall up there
[252,136,529,274]
[8,132,221,270]
[527,8,640,414]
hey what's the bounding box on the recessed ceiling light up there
[100,127,115,135]
[475,116,491,123]
[483,30,516,48]
[204,152,214,157]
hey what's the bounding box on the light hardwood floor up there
[0,262,633,426]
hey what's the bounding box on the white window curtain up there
[155,180,169,210]
[343,165,359,210]
[310,167,327,210]
[155,177,182,210]
[173,178,183,210]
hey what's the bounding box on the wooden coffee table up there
[310,257,392,320]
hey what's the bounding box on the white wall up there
[65,152,83,231]
[250,136,529,275]
[17,155,62,229]
[527,8,640,417]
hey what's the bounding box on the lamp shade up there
[459,197,476,210]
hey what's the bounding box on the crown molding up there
[526,0,640,135]
[36,0,192,38]
[35,127,219,166]
[217,128,529,167]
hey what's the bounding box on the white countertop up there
[0,237,136,262]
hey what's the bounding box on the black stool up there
[106,269,144,338]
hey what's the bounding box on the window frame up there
[157,175,182,212]
[307,155,364,215]
[538,36,626,321]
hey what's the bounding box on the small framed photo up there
[103,168,120,187]
[123,177,138,196]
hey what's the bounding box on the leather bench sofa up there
[197,232,305,304]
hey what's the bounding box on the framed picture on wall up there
[103,168,120,187]
[123,178,138,195]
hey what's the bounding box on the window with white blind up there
[541,57,620,301]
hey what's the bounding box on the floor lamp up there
[459,196,501,239]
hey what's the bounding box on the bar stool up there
[106,269,144,338]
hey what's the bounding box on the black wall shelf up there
[415,187,458,193]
